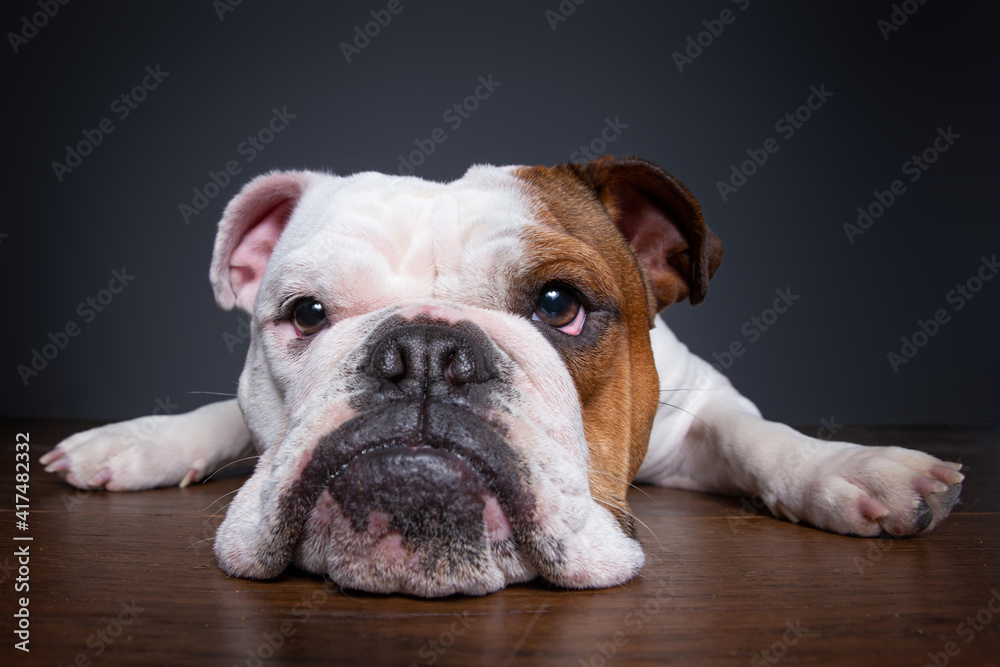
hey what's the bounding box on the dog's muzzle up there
[281,318,542,587]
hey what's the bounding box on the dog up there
[40,156,963,597]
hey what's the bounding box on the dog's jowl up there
[41,156,963,597]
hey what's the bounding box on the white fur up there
[637,320,962,537]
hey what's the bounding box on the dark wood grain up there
[2,420,997,666]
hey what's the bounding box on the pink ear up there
[210,171,310,312]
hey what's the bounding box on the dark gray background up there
[4,1,998,425]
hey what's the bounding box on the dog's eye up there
[533,283,586,335]
[291,297,328,337]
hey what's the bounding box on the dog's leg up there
[637,321,963,536]
[40,399,253,491]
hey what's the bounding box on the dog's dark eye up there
[292,297,328,337]
[533,284,585,335]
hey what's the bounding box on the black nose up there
[365,321,498,400]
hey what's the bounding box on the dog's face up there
[210,157,721,596]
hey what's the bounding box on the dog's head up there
[209,157,721,596]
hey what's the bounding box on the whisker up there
[208,498,237,522]
[202,455,260,483]
[658,400,712,431]
[591,496,663,551]
[588,468,656,501]
[186,391,239,397]
[200,488,241,513]
[185,536,216,552]
[642,549,666,565]
[659,387,726,392]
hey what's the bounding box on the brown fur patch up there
[512,165,662,534]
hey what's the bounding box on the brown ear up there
[579,156,722,311]
[209,171,311,313]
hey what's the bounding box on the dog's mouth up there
[282,400,551,596]
[327,446,513,546]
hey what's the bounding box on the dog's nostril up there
[443,348,477,386]
[443,354,458,386]
[372,342,406,382]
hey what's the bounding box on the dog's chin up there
[292,484,540,597]
[277,403,543,596]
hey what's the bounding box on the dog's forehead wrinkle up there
[269,169,538,315]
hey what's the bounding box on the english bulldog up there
[40,157,964,597]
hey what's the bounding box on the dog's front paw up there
[774,445,963,537]
[40,415,213,491]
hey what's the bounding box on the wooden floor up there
[2,421,998,666]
